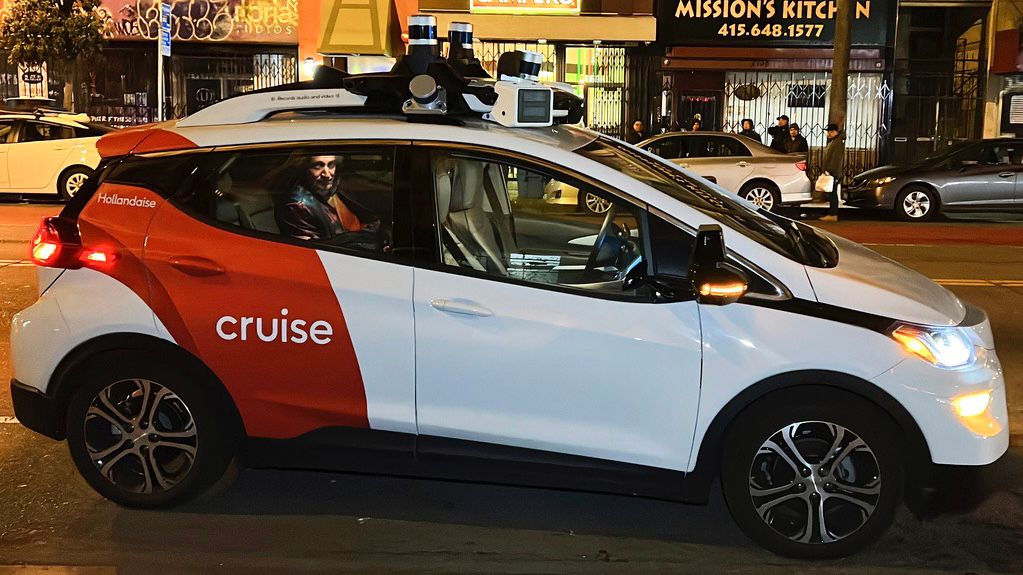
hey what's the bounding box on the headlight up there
[891,325,975,369]
[870,176,896,185]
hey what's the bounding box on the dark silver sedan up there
[844,138,1023,221]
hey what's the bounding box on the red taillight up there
[29,216,117,270]
[795,161,807,172]
[81,248,118,266]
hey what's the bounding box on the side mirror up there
[622,266,692,303]
[689,224,748,305]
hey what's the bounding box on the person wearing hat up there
[820,122,845,222]
[768,115,790,152]
[784,123,809,154]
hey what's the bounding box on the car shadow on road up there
[140,447,1022,547]
[180,466,752,547]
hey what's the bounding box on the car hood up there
[854,164,917,181]
[803,232,965,326]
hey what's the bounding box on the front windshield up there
[574,136,837,268]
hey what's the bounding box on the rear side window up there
[175,147,396,256]
[17,121,73,142]
[703,136,751,157]
[645,138,680,159]
[106,155,199,197]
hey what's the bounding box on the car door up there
[941,143,1017,207]
[0,120,16,188]
[8,120,77,191]
[687,136,756,192]
[142,143,417,441]
[412,146,703,473]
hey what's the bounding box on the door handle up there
[168,256,225,277]
[736,161,750,167]
[999,172,1015,178]
[430,298,493,317]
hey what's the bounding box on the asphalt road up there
[1,203,1022,574]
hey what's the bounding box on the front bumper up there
[10,379,62,440]
[872,349,1009,467]
[843,183,892,208]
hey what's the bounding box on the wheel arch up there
[682,370,931,504]
[44,332,246,442]
[739,177,781,194]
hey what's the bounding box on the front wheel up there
[740,182,781,212]
[65,353,239,508]
[895,186,939,222]
[721,390,903,559]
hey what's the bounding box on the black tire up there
[65,352,240,508]
[739,181,782,212]
[895,186,939,222]
[57,166,93,201]
[721,388,903,559]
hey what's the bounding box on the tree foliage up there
[0,0,107,67]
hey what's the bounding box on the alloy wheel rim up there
[749,421,881,545]
[745,187,775,210]
[84,379,198,495]
[584,193,613,214]
[66,173,87,197]
[903,191,931,218]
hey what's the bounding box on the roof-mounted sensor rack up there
[178,15,584,129]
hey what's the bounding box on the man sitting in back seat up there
[275,154,383,249]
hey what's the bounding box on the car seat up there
[435,156,509,275]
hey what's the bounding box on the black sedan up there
[844,138,1023,221]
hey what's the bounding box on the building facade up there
[649,0,997,178]
[2,0,300,126]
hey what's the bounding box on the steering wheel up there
[585,203,621,272]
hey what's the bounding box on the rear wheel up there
[895,186,938,222]
[740,181,781,212]
[57,166,93,201]
[579,191,613,215]
[65,353,239,508]
[721,389,903,559]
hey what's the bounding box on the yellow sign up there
[318,0,392,56]
[470,0,580,16]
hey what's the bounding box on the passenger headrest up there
[448,159,483,212]
[435,157,483,221]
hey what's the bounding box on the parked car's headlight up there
[870,176,897,185]
[891,325,975,369]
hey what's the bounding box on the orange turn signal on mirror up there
[698,282,747,298]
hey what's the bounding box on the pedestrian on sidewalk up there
[738,119,761,143]
[767,115,789,152]
[820,123,844,222]
[784,123,809,154]
[626,120,648,144]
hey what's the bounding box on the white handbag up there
[815,173,835,194]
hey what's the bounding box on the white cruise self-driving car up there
[8,18,1009,560]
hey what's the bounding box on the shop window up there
[788,84,827,108]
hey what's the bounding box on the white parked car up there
[0,108,111,200]
[637,131,812,211]
[10,56,1007,560]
